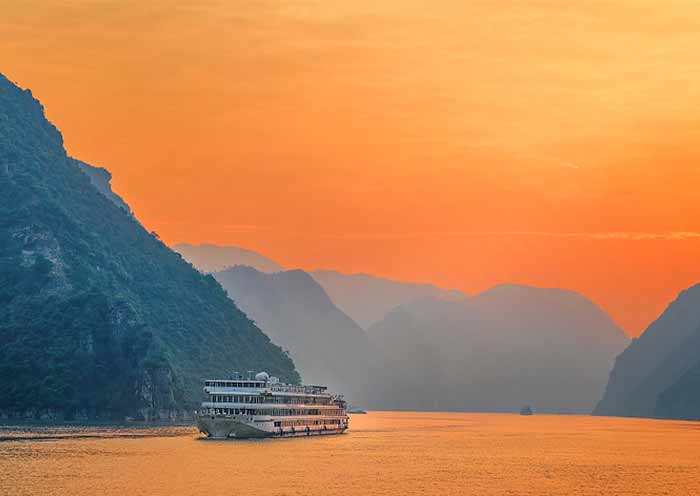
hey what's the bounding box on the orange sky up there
[3,0,700,335]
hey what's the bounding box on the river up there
[2,412,699,495]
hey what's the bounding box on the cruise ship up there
[196,371,349,439]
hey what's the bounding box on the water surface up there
[2,412,699,495]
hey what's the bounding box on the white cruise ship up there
[196,371,349,439]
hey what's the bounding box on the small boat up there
[520,405,534,416]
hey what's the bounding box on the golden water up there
[2,412,700,495]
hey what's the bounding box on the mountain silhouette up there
[0,73,298,420]
[595,284,700,419]
[174,243,283,273]
[214,265,371,404]
[311,269,466,329]
[367,285,628,413]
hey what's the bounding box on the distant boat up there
[348,408,367,414]
[520,405,534,416]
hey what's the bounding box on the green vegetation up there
[0,73,299,419]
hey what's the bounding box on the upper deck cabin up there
[204,380,267,389]
[203,372,330,397]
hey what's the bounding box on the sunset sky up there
[2,0,700,335]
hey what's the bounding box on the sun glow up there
[2,0,700,334]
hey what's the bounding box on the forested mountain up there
[214,266,371,404]
[367,285,628,413]
[173,243,283,273]
[74,160,132,215]
[595,284,700,419]
[311,269,466,329]
[0,73,298,420]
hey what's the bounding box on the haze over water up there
[2,412,699,496]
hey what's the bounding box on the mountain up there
[173,243,283,273]
[655,361,700,419]
[0,73,298,420]
[75,160,132,215]
[311,269,466,329]
[213,266,371,404]
[366,285,628,413]
[594,284,700,419]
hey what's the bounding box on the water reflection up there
[2,413,700,496]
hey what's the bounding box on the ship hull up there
[197,415,347,439]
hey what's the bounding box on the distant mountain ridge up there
[177,244,468,328]
[595,284,700,419]
[367,284,628,413]
[311,269,466,329]
[213,265,371,404]
[173,243,283,273]
[0,73,298,420]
